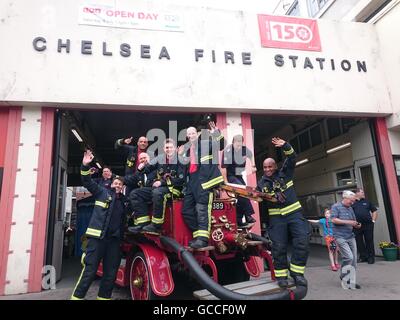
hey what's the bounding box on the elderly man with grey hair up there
[331,190,362,289]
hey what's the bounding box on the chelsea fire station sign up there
[31,13,368,73]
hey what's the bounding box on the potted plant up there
[379,241,399,261]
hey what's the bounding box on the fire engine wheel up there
[129,252,157,300]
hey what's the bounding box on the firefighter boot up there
[276,277,289,289]
[128,223,149,233]
[190,238,209,249]
[292,275,308,287]
[142,223,162,235]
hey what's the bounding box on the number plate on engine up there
[212,202,225,210]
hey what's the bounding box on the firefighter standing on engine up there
[180,121,225,249]
[114,136,153,195]
[256,137,309,288]
[128,139,184,234]
[71,150,131,300]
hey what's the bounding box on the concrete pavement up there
[0,244,399,300]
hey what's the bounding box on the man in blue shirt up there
[331,190,362,289]
[352,188,378,264]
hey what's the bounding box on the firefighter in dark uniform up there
[71,150,131,300]
[114,136,153,195]
[256,137,309,288]
[128,139,184,234]
[221,134,257,228]
[93,166,114,189]
[181,122,225,249]
[124,152,154,228]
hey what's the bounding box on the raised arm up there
[80,150,103,196]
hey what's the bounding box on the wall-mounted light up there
[326,142,351,154]
[296,158,309,166]
[96,162,102,169]
[71,128,83,142]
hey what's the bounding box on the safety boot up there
[189,238,209,249]
[127,223,148,233]
[292,275,308,287]
[276,277,289,289]
[141,223,162,235]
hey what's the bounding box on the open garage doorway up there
[48,109,207,293]
[250,114,392,263]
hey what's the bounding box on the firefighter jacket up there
[124,170,155,189]
[139,153,185,197]
[256,143,303,217]
[181,129,225,190]
[81,164,131,239]
[114,139,154,175]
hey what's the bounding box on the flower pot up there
[381,247,398,261]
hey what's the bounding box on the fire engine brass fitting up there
[235,233,248,250]
[212,228,224,242]
[224,223,231,230]
[133,277,143,288]
[211,216,217,224]
[219,215,228,223]
[215,241,228,254]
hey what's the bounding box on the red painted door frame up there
[0,107,22,296]
[374,118,400,242]
[28,108,55,292]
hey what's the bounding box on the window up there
[288,1,301,16]
[336,168,356,187]
[394,157,400,191]
[299,131,311,152]
[310,124,322,147]
[308,0,331,17]
[327,118,341,139]
[290,137,300,154]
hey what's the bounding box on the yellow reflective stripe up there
[135,216,151,225]
[126,160,134,167]
[274,269,288,277]
[286,180,294,188]
[197,230,210,238]
[208,192,213,234]
[268,201,302,216]
[80,170,91,176]
[71,253,87,299]
[171,189,181,197]
[290,263,305,274]
[268,208,281,216]
[96,296,111,300]
[216,135,224,141]
[95,201,109,208]
[280,201,302,215]
[201,176,224,189]
[284,147,295,156]
[152,217,164,224]
[193,231,200,238]
[200,155,213,163]
[86,228,101,237]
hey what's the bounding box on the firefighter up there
[114,136,153,196]
[128,139,184,234]
[71,150,131,300]
[256,137,309,288]
[93,166,114,189]
[114,136,151,175]
[221,134,257,228]
[181,121,225,249]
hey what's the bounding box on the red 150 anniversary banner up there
[258,14,322,52]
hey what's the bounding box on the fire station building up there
[0,0,400,295]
